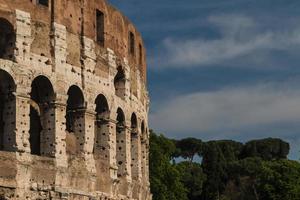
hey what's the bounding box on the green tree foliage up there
[257,159,300,200]
[175,138,203,162]
[241,138,290,160]
[149,131,188,200]
[176,162,206,200]
[149,131,300,200]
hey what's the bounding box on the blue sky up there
[109,0,300,160]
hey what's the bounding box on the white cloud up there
[150,82,300,136]
[150,81,300,160]
[150,14,300,69]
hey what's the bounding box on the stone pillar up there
[145,138,150,185]
[52,94,68,167]
[82,37,96,73]
[14,92,31,153]
[141,137,147,184]
[53,23,67,72]
[116,125,132,181]
[131,128,142,181]
[40,104,56,157]
[104,119,118,180]
[82,109,96,173]
[15,9,32,62]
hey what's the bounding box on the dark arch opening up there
[0,18,16,60]
[66,85,85,155]
[116,108,125,130]
[131,113,137,129]
[66,85,85,133]
[94,94,110,156]
[130,113,139,180]
[95,94,109,121]
[30,76,55,156]
[141,120,146,178]
[114,66,126,99]
[116,108,126,177]
[0,70,16,151]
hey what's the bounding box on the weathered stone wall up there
[0,0,151,199]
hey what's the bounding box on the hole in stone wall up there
[0,70,16,151]
[30,76,55,156]
[114,66,126,99]
[0,18,16,60]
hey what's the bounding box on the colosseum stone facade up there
[0,0,151,199]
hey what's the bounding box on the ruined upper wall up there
[0,0,147,82]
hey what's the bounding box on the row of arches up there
[0,69,147,180]
[0,17,134,101]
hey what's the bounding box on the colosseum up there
[0,0,151,199]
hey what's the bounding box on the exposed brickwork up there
[0,0,151,199]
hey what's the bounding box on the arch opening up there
[0,70,16,151]
[66,85,85,133]
[130,113,139,180]
[116,108,126,177]
[114,66,126,99]
[30,76,55,156]
[0,18,16,60]
[94,94,109,156]
[66,85,85,155]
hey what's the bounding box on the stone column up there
[105,119,118,180]
[14,92,31,153]
[116,125,132,181]
[53,23,67,72]
[52,94,68,167]
[39,103,56,157]
[145,138,150,185]
[82,109,96,173]
[131,128,142,181]
[15,9,32,62]
[141,137,147,184]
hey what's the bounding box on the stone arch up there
[130,112,140,180]
[0,18,15,60]
[94,94,110,156]
[65,85,85,155]
[0,69,16,151]
[29,75,55,156]
[114,66,126,99]
[116,107,126,177]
